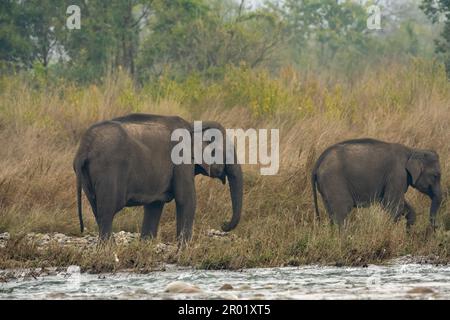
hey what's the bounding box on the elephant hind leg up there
[96,198,121,241]
[317,177,354,227]
[326,197,353,227]
[141,201,165,239]
[98,214,114,240]
[94,178,125,241]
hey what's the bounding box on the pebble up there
[2,232,141,250]
[208,229,228,237]
[219,284,234,291]
[66,266,81,274]
[155,243,177,255]
[207,229,237,240]
[165,281,203,294]
[0,232,10,240]
[219,293,239,300]
[114,231,139,244]
[134,289,149,295]
[253,293,265,299]
[0,232,10,248]
[46,292,68,299]
[407,287,435,294]
[239,284,251,290]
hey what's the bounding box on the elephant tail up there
[74,156,86,234]
[312,171,320,222]
[76,168,84,234]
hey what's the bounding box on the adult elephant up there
[311,138,442,228]
[73,114,243,242]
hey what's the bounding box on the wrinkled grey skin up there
[73,114,243,242]
[312,139,442,228]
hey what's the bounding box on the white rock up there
[0,232,10,248]
[155,243,177,254]
[66,265,81,274]
[207,229,228,237]
[219,293,239,300]
[0,232,10,240]
[165,281,203,294]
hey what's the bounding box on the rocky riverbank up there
[0,228,448,281]
[0,229,241,277]
[0,231,143,249]
[0,229,234,250]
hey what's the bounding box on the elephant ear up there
[190,121,220,177]
[406,153,423,185]
[190,135,210,176]
[195,160,211,176]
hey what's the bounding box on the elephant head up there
[192,121,243,232]
[406,150,442,227]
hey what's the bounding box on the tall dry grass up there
[0,59,449,270]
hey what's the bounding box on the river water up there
[1,264,450,300]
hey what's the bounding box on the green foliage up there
[274,0,369,67]
[0,1,446,85]
[137,0,283,81]
[421,0,450,77]
[22,0,66,67]
[135,57,449,118]
[59,0,153,83]
[221,65,287,115]
[0,1,31,69]
[0,0,67,73]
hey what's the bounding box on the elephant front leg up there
[383,200,404,223]
[175,201,196,243]
[141,201,165,239]
[403,201,416,228]
[173,166,197,244]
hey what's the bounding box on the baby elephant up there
[312,139,442,228]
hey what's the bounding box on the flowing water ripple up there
[1,264,450,300]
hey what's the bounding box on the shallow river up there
[1,264,450,299]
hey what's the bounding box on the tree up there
[0,1,66,71]
[60,0,153,82]
[23,0,66,68]
[137,0,284,81]
[421,0,450,77]
[272,0,370,69]
[0,1,33,70]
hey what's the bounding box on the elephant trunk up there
[429,185,442,228]
[222,163,243,232]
